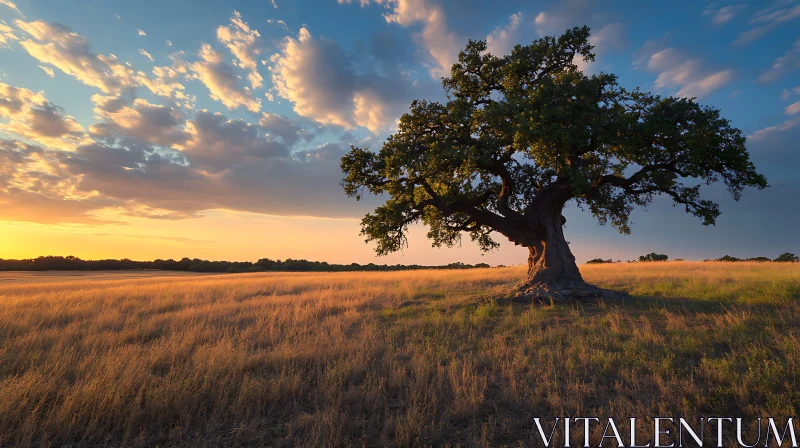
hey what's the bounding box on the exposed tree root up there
[509,279,629,305]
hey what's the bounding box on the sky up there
[0,0,798,265]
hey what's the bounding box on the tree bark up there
[523,212,583,288]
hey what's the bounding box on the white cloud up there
[734,1,800,45]
[703,4,745,25]
[533,0,596,37]
[138,48,154,62]
[758,39,800,83]
[267,19,288,31]
[89,95,189,147]
[136,65,192,107]
[0,115,363,225]
[38,65,54,77]
[0,81,89,149]
[271,0,278,8]
[259,112,312,146]
[531,1,624,73]
[216,10,263,89]
[0,20,18,45]
[15,20,138,94]
[0,0,21,15]
[485,12,523,57]
[786,100,800,115]
[575,22,624,72]
[0,140,121,224]
[137,29,147,36]
[191,43,261,113]
[781,86,800,101]
[590,22,624,51]
[534,12,549,29]
[346,0,461,77]
[166,39,172,46]
[384,0,461,77]
[174,110,288,173]
[675,71,734,98]
[638,45,733,98]
[337,0,375,8]
[269,27,418,133]
[749,117,800,141]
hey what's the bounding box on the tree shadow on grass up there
[490,288,792,328]
[598,292,791,316]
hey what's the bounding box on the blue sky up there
[0,0,798,264]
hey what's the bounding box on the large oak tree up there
[341,26,767,297]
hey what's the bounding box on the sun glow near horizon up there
[0,209,536,265]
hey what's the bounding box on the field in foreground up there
[0,262,799,447]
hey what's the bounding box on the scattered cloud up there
[267,19,288,31]
[0,139,353,225]
[2,0,796,233]
[0,64,369,225]
[191,43,261,112]
[758,39,800,83]
[165,39,172,46]
[269,27,420,133]
[749,117,800,141]
[15,20,138,93]
[174,110,288,173]
[0,20,18,45]
[532,1,624,72]
[271,0,278,8]
[136,65,192,107]
[533,0,603,37]
[138,48,154,62]
[89,95,190,147]
[636,41,733,98]
[734,1,800,45]
[345,0,461,77]
[703,4,745,25]
[259,112,313,146]
[576,21,624,72]
[786,100,800,115]
[216,10,263,89]
[59,138,361,222]
[38,65,55,77]
[0,141,120,224]
[589,22,625,51]
[485,12,523,57]
[0,0,21,15]
[0,81,89,149]
[781,86,800,100]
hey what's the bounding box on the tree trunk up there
[512,211,623,303]
[524,212,583,289]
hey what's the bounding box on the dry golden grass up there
[0,262,798,447]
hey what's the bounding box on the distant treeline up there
[586,252,799,264]
[709,253,799,263]
[0,255,495,273]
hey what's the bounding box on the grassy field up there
[0,262,798,447]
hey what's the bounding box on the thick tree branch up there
[589,162,688,193]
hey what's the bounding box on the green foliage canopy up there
[341,26,768,256]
